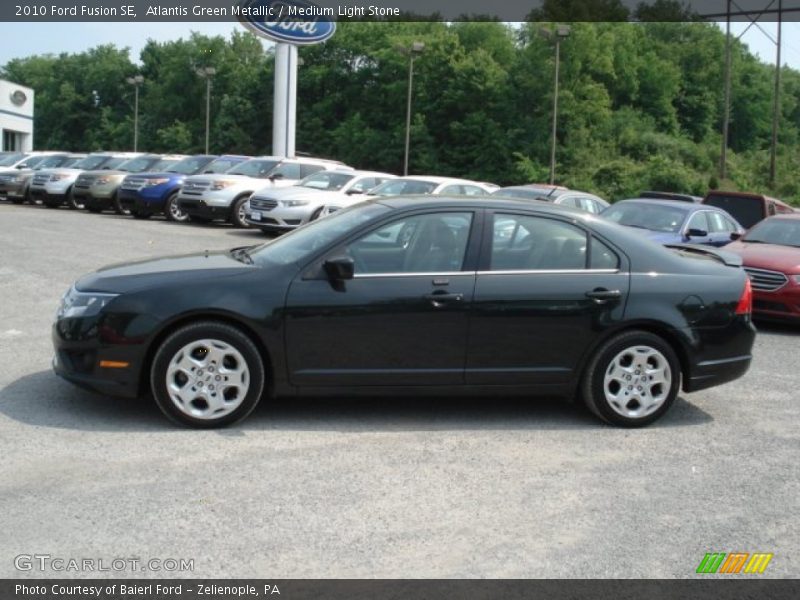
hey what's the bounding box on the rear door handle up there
[424,292,464,307]
[585,288,621,303]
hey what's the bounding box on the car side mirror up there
[730,232,743,241]
[269,173,285,181]
[686,228,708,238]
[346,189,364,196]
[324,256,355,281]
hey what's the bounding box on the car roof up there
[703,189,791,207]
[764,212,800,220]
[374,195,584,215]
[612,198,699,210]
[393,175,485,185]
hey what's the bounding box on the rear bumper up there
[178,197,232,220]
[684,354,752,392]
[681,317,756,393]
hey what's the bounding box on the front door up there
[285,210,479,387]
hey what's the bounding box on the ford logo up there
[237,0,336,45]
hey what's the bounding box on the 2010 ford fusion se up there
[53,197,756,428]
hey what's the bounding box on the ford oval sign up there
[237,0,336,45]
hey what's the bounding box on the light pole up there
[400,41,425,176]
[125,75,144,152]
[540,25,570,185]
[196,66,216,155]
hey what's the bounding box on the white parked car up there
[176,156,350,227]
[315,175,495,219]
[245,169,395,234]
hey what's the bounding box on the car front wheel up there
[581,330,680,427]
[230,195,251,228]
[150,321,265,428]
[165,192,188,222]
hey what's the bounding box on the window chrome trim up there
[353,271,475,279]
[476,269,623,275]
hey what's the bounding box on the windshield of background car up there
[226,160,280,177]
[16,155,48,169]
[36,155,70,169]
[0,153,27,166]
[492,188,541,200]
[99,157,129,170]
[743,219,800,247]
[118,157,160,172]
[206,158,244,173]
[150,159,181,172]
[250,202,390,267]
[167,156,214,175]
[370,179,438,196]
[299,171,355,191]
[704,195,764,229]
[72,155,111,170]
[602,202,687,233]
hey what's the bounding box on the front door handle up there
[424,292,464,308]
[585,288,621,303]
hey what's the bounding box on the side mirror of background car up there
[324,256,355,281]
[686,228,708,238]
[730,232,743,241]
[345,189,364,195]
[269,173,285,181]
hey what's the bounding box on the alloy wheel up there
[602,345,671,419]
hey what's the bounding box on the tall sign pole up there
[238,0,336,158]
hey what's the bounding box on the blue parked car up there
[601,198,745,247]
[118,154,249,221]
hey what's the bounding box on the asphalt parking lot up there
[0,202,797,579]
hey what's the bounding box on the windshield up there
[493,187,543,200]
[96,157,128,170]
[150,158,181,172]
[299,171,355,191]
[226,159,280,178]
[118,157,160,173]
[704,195,764,229]
[0,153,27,166]
[36,155,70,169]
[166,156,214,175]
[72,155,111,170]
[16,155,49,169]
[370,179,438,196]
[250,202,390,267]
[602,202,688,233]
[205,157,245,173]
[743,218,800,247]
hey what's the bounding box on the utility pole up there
[540,25,570,185]
[401,41,425,176]
[770,0,782,186]
[126,75,144,152]
[720,0,732,182]
[196,66,216,155]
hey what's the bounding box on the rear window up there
[704,195,764,229]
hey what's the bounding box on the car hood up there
[75,251,256,294]
[725,241,800,273]
[37,168,84,177]
[0,168,33,176]
[81,169,127,177]
[184,174,265,184]
[250,186,348,202]
[128,171,186,180]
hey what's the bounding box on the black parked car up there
[53,197,755,428]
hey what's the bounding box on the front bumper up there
[76,187,117,211]
[178,197,232,220]
[30,188,68,206]
[245,206,307,231]
[751,286,800,321]
[118,188,169,214]
[0,181,26,199]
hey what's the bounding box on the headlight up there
[57,287,118,319]
[94,177,112,185]
[210,180,236,191]
[281,199,310,207]
[50,174,70,181]
[143,178,169,187]
[12,175,26,183]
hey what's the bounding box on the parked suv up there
[177,156,349,227]
[702,190,795,230]
[32,152,141,209]
[78,154,186,214]
[245,169,394,233]
[118,154,249,221]
[0,153,84,204]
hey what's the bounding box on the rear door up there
[465,211,630,385]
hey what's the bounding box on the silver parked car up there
[493,185,609,214]
[245,169,395,234]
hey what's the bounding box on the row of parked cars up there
[2,149,799,322]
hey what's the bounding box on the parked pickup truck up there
[177,155,350,227]
[118,154,249,221]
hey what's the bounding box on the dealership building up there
[0,79,34,151]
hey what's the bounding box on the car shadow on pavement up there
[0,370,713,433]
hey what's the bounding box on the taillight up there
[735,277,752,315]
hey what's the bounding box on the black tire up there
[112,193,129,215]
[43,200,59,209]
[580,330,680,428]
[67,188,83,210]
[164,192,189,222]
[189,215,212,224]
[150,321,265,428]
[87,207,102,213]
[230,195,251,228]
[131,209,152,219]
[10,197,24,205]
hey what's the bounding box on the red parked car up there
[725,213,800,321]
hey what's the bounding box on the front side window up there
[299,171,354,191]
[686,212,709,233]
[271,163,303,179]
[491,213,588,271]
[707,211,735,233]
[461,185,489,196]
[346,212,473,274]
[227,160,280,178]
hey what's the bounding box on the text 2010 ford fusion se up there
[53,197,756,428]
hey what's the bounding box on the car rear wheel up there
[581,330,680,427]
[165,192,188,222]
[112,193,129,215]
[230,195,251,228]
[67,188,83,210]
[150,321,265,428]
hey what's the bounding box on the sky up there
[0,21,799,70]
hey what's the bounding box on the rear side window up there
[704,195,764,229]
[590,238,620,269]
[491,214,587,271]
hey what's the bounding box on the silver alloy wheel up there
[168,197,186,221]
[237,202,248,226]
[165,338,250,420]
[603,345,671,419]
